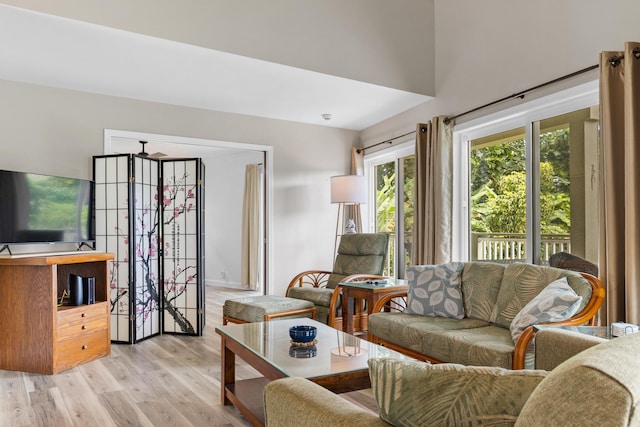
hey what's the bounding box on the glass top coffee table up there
[216,317,413,426]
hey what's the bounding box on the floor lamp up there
[330,175,367,255]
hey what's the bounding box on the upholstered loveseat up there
[264,328,637,426]
[367,262,604,369]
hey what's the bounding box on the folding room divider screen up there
[93,154,205,344]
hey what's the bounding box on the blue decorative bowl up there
[289,325,317,343]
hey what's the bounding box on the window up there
[455,81,599,265]
[365,141,414,278]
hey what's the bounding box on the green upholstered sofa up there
[264,328,638,426]
[367,262,605,369]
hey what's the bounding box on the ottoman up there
[223,295,317,324]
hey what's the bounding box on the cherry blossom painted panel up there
[132,156,161,340]
[161,158,204,335]
[94,154,135,343]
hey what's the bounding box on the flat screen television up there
[0,169,95,246]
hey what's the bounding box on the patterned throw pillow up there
[406,262,465,319]
[510,277,583,343]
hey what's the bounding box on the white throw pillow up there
[510,277,582,343]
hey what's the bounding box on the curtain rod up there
[356,130,416,154]
[358,61,604,153]
[443,63,600,125]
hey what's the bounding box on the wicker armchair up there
[286,233,389,329]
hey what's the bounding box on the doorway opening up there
[104,129,273,293]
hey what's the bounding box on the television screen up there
[0,169,94,245]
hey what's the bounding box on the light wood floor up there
[0,287,378,426]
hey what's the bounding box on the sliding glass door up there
[467,105,599,265]
[366,142,414,278]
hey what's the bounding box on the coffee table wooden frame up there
[218,322,377,426]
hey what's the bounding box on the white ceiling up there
[0,4,431,131]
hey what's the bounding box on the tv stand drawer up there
[57,302,107,326]
[55,329,110,373]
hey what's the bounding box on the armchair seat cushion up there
[286,287,334,307]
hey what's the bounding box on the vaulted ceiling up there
[0,1,435,131]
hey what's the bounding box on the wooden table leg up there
[343,289,354,334]
[221,336,235,405]
[368,294,378,315]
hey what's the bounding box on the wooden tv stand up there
[0,252,113,374]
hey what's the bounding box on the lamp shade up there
[330,175,367,204]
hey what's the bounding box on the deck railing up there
[383,232,571,274]
[473,233,571,262]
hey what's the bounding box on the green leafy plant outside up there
[471,129,571,235]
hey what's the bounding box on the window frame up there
[364,139,414,278]
[452,80,599,262]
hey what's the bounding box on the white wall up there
[0,79,357,295]
[207,150,265,289]
[360,0,640,147]
[0,0,435,96]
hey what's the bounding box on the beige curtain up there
[351,146,365,175]
[599,42,640,324]
[412,117,454,265]
[241,164,261,290]
[346,147,365,232]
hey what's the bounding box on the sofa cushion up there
[422,325,517,369]
[516,332,640,426]
[491,264,590,329]
[509,277,582,343]
[367,313,490,359]
[369,358,547,427]
[406,262,465,319]
[461,262,506,322]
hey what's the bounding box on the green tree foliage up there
[540,128,570,194]
[375,158,415,235]
[375,157,415,274]
[486,170,527,233]
[376,161,396,234]
[376,173,395,233]
[471,129,571,235]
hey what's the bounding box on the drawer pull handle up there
[82,345,88,350]
[81,313,86,318]
[81,325,87,330]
